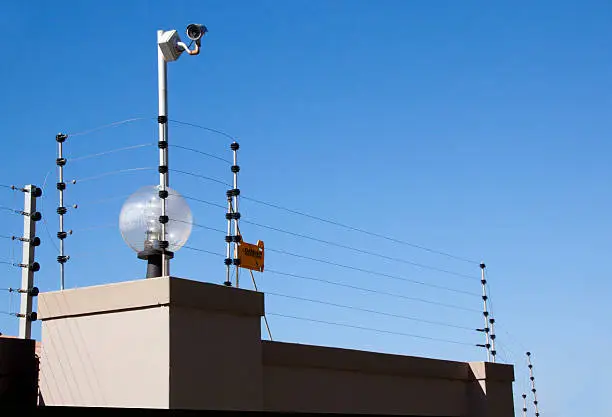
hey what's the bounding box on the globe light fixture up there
[119,185,192,278]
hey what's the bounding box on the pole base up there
[137,249,174,278]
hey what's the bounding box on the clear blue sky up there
[1,1,610,415]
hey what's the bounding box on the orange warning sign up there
[237,240,264,272]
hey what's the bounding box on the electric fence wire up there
[69,143,154,162]
[240,218,477,280]
[181,244,478,346]
[68,194,133,209]
[62,139,481,273]
[40,170,60,252]
[164,170,479,265]
[167,119,237,142]
[70,167,155,184]
[58,118,478,267]
[175,218,478,296]
[68,117,150,137]
[267,313,477,347]
[0,206,20,215]
[265,291,477,331]
[241,195,479,264]
[67,116,236,143]
[181,245,479,313]
[68,143,230,165]
[175,193,479,281]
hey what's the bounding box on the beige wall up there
[38,279,171,408]
[261,341,514,417]
[38,277,514,416]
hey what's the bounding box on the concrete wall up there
[38,277,514,415]
[0,336,39,407]
[38,279,170,408]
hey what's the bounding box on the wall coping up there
[38,277,264,320]
[263,341,514,383]
[263,341,473,381]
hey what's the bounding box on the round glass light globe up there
[119,185,192,253]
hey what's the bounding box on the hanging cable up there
[241,195,478,264]
[170,169,231,187]
[40,170,60,252]
[266,247,478,296]
[267,313,477,347]
[70,167,155,184]
[68,223,116,233]
[0,184,24,191]
[179,245,478,313]
[240,217,478,280]
[68,194,133,209]
[246,268,273,341]
[168,119,237,141]
[0,206,19,215]
[69,143,155,162]
[266,292,476,331]
[180,219,477,296]
[174,187,478,265]
[170,144,231,164]
[177,194,226,210]
[68,117,150,137]
[183,245,225,257]
[265,269,479,312]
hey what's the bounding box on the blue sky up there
[1,1,611,415]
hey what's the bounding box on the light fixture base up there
[137,248,174,278]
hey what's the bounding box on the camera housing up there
[186,24,207,42]
[158,30,183,62]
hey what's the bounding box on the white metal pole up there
[232,142,240,288]
[18,185,37,339]
[225,195,233,286]
[56,134,67,290]
[489,317,497,363]
[527,352,540,416]
[158,30,170,277]
[480,262,491,362]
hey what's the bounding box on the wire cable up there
[40,169,60,252]
[70,167,154,184]
[266,247,478,296]
[69,143,154,162]
[267,313,476,347]
[168,119,237,142]
[266,291,476,331]
[183,245,225,257]
[176,194,226,210]
[69,223,116,233]
[68,117,150,137]
[241,195,478,264]
[69,194,133,208]
[241,218,477,280]
[180,219,478,296]
[170,169,231,187]
[176,190,478,265]
[0,184,20,191]
[265,269,479,312]
[179,244,478,313]
[170,144,231,164]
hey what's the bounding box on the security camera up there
[186,24,207,42]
